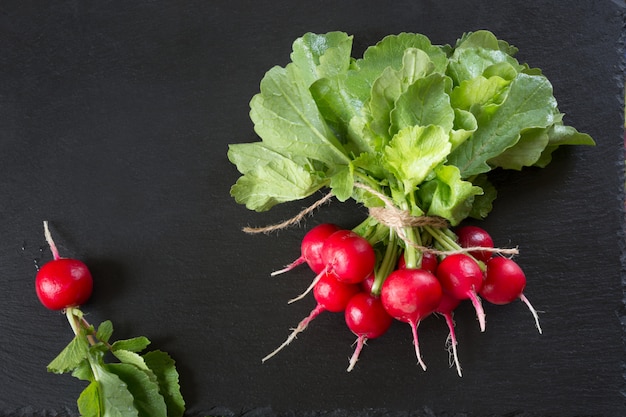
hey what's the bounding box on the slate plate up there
[0,1,624,416]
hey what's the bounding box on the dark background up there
[1,1,624,416]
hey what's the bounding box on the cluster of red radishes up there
[264,223,541,376]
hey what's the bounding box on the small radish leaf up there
[111,337,151,353]
[143,350,185,417]
[47,334,89,374]
[107,362,168,417]
[96,320,114,344]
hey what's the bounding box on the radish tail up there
[467,290,486,332]
[409,320,427,371]
[519,293,542,334]
[444,312,462,377]
[262,304,326,363]
[43,221,61,261]
[271,257,306,276]
[347,335,367,372]
[287,266,328,304]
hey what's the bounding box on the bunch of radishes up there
[264,222,541,376]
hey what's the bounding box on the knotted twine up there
[242,182,518,257]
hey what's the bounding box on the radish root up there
[287,266,327,304]
[443,312,463,377]
[467,290,486,332]
[409,320,427,371]
[347,335,367,372]
[262,304,325,363]
[520,293,543,334]
[43,221,61,261]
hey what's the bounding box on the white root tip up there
[410,321,427,371]
[261,305,325,363]
[270,257,305,276]
[347,336,367,372]
[444,313,462,377]
[468,290,486,332]
[287,267,326,304]
[42,220,61,261]
[520,293,543,334]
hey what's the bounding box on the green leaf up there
[534,123,595,167]
[77,381,101,417]
[47,334,90,374]
[368,48,435,144]
[72,358,94,382]
[91,360,139,417]
[143,351,185,417]
[383,125,451,193]
[249,64,349,166]
[448,73,558,177]
[449,75,511,111]
[113,349,150,369]
[290,32,353,87]
[107,363,168,417]
[417,164,483,226]
[310,75,371,154]
[355,33,448,89]
[487,126,550,170]
[112,337,151,353]
[390,73,455,135]
[329,164,354,202]
[447,47,522,86]
[96,321,114,344]
[468,174,497,219]
[229,157,325,212]
[454,30,519,57]
[228,142,309,174]
[450,108,478,150]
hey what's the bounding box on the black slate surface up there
[1,1,625,416]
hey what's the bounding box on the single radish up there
[380,268,442,370]
[344,292,393,372]
[435,291,463,377]
[436,254,486,332]
[288,229,376,303]
[398,251,438,274]
[321,230,376,284]
[36,221,93,310]
[271,223,341,276]
[455,225,494,263]
[481,256,542,334]
[262,271,360,362]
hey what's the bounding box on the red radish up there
[398,251,438,274]
[36,221,93,310]
[271,223,341,276]
[344,292,393,372]
[436,254,486,332]
[262,271,360,362]
[455,225,494,263]
[380,268,442,370]
[482,256,542,334]
[360,272,376,294]
[288,229,376,303]
[435,291,463,377]
[321,230,376,283]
